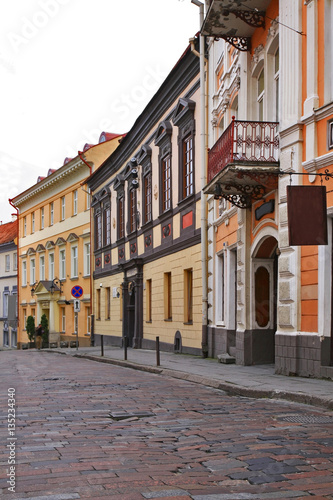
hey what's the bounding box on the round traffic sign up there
[71,285,83,298]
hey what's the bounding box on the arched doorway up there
[251,235,278,364]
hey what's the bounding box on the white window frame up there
[71,246,78,278]
[84,242,90,276]
[59,249,66,280]
[22,261,27,286]
[50,202,54,226]
[5,254,10,272]
[61,196,66,221]
[41,207,44,229]
[49,253,55,280]
[32,212,35,233]
[39,255,45,280]
[23,217,27,237]
[61,307,66,332]
[13,253,17,271]
[215,246,236,329]
[73,190,78,216]
[30,258,36,284]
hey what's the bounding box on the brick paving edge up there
[42,350,333,411]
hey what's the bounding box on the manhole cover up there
[280,414,333,424]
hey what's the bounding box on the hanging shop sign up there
[287,185,328,246]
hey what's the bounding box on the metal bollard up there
[101,335,104,357]
[156,336,160,366]
[124,336,127,361]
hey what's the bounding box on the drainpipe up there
[78,151,94,346]
[8,198,20,348]
[191,0,208,357]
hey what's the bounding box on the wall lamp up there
[30,282,38,297]
[50,278,63,295]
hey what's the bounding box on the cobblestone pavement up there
[1,351,333,500]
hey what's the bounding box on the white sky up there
[0,0,200,223]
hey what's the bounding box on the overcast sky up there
[0,0,200,223]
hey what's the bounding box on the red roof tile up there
[0,221,17,245]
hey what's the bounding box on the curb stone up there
[41,350,333,411]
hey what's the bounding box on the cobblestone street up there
[1,350,333,499]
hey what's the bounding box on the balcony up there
[204,118,279,208]
[202,0,271,51]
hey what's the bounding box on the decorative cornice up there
[12,157,83,206]
[303,151,333,173]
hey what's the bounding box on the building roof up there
[0,220,17,245]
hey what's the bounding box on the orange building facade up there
[203,0,333,378]
[11,134,123,348]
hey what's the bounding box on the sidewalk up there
[44,345,333,410]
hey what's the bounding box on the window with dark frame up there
[118,195,124,239]
[104,205,111,246]
[95,210,102,249]
[144,173,152,224]
[183,134,193,198]
[172,97,196,204]
[162,154,171,212]
[129,188,137,233]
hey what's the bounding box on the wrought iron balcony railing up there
[207,118,279,184]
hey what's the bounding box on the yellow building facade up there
[11,135,123,348]
[88,41,203,354]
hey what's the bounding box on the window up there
[274,48,279,122]
[39,255,45,280]
[59,249,66,280]
[3,293,8,317]
[50,202,54,225]
[129,189,137,233]
[184,268,193,324]
[86,307,91,335]
[84,242,90,276]
[162,155,171,212]
[71,246,78,278]
[13,253,17,271]
[30,258,36,284]
[40,207,44,229]
[5,255,10,272]
[144,172,152,224]
[23,308,27,330]
[183,135,194,198]
[258,68,265,121]
[104,205,111,246]
[61,196,66,221]
[31,212,35,233]
[61,307,66,332]
[96,288,101,320]
[106,287,111,320]
[216,253,225,324]
[49,253,54,280]
[172,98,196,203]
[164,272,172,320]
[95,210,102,249]
[22,261,27,286]
[73,190,78,216]
[146,279,152,322]
[23,217,27,237]
[118,195,124,239]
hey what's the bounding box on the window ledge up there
[164,318,172,322]
[146,320,152,324]
[183,321,193,326]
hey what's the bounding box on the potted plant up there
[26,316,35,348]
[40,314,49,348]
